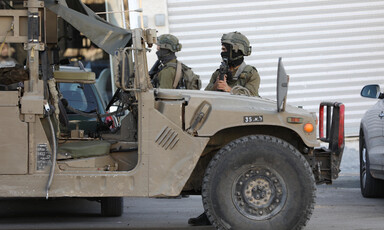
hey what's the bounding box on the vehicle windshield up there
[59,83,98,113]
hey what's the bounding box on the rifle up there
[149,60,161,87]
[149,60,161,79]
[218,57,229,81]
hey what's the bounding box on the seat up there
[95,68,111,105]
[58,140,111,158]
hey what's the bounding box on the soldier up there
[189,32,260,227]
[149,34,201,90]
[205,31,260,96]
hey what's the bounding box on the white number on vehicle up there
[243,115,263,123]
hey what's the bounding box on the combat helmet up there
[221,32,252,56]
[157,34,182,52]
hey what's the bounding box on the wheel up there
[101,197,124,217]
[202,135,316,230]
[359,132,384,197]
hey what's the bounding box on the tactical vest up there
[165,61,202,90]
[228,64,257,88]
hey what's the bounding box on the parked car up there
[359,84,384,197]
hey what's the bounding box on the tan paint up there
[0,2,329,200]
[141,92,209,196]
[0,92,28,174]
[155,89,319,147]
[0,10,28,43]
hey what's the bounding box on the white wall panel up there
[167,0,384,136]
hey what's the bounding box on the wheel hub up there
[244,178,272,207]
[232,166,287,220]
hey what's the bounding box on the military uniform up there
[190,31,257,227]
[151,34,201,90]
[205,63,260,96]
[156,59,177,89]
[204,31,260,97]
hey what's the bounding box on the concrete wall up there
[137,0,170,67]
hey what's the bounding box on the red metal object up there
[319,104,324,138]
[318,102,345,155]
[338,104,345,149]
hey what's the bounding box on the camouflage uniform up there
[0,66,28,85]
[204,31,260,96]
[205,65,260,96]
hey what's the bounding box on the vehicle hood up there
[155,89,318,147]
[156,89,309,116]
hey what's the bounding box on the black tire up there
[101,197,124,217]
[202,135,316,230]
[359,132,384,198]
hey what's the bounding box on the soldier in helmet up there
[189,32,260,227]
[205,31,260,96]
[149,34,201,90]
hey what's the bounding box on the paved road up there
[2,138,384,230]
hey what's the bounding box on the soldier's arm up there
[204,70,219,91]
[158,67,176,89]
[244,68,260,96]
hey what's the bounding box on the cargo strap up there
[173,61,182,89]
[232,61,247,80]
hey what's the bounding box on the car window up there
[59,83,98,113]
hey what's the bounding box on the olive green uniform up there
[205,64,260,96]
[156,59,177,89]
[154,34,201,89]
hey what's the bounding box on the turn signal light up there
[304,123,314,133]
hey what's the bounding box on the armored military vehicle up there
[0,0,344,229]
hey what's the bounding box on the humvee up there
[0,0,344,229]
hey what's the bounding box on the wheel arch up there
[182,125,308,194]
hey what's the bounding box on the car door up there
[362,99,384,172]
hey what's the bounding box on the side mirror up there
[113,48,134,91]
[276,57,289,112]
[361,84,381,99]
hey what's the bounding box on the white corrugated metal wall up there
[167,0,384,136]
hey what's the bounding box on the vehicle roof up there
[45,0,132,55]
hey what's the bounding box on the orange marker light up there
[304,123,314,133]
